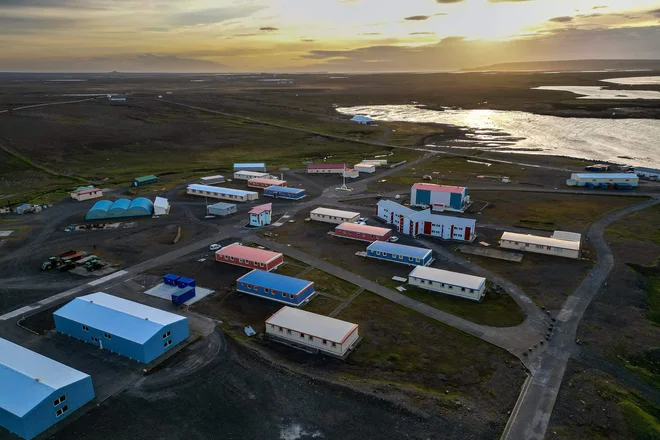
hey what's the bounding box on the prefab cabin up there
[153,197,170,215]
[132,175,158,187]
[408,266,486,301]
[265,306,360,356]
[237,270,315,306]
[0,338,95,440]
[71,188,102,201]
[366,241,433,266]
[361,159,387,166]
[248,177,287,189]
[200,175,225,185]
[215,243,283,271]
[307,164,347,174]
[53,292,190,364]
[500,232,581,259]
[410,183,470,212]
[343,169,359,179]
[207,202,237,216]
[233,171,271,181]
[249,203,272,227]
[233,163,267,172]
[334,222,392,243]
[264,186,306,200]
[354,163,376,173]
[310,207,360,225]
[186,184,258,202]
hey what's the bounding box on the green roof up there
[134,175,157,182]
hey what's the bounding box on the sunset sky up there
[1,0,660,72]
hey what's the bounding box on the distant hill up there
[463,59,660,72]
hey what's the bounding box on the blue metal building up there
[85,198,154,220]
[264,186,306,200]
[236,270,315,306]
[233,163,267,172]
[366,241,433,266]
[54,292,189,364]
[0,338,95,440]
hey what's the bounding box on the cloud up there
[592,5,607,10]
[549,16,573,23]
[435,0,464,3]
[488,0,534,2]
[404,15,430,21]
[0,15,76,33]
[650,9,660,18]
[259,26,279,32]
[359,32,382,35]
[301,39,315,42]
[410,32,436,35]
[171,4,264,26]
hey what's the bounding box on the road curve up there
[502,198,660,440]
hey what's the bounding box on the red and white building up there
[333,222,392,243]
[248,178,287,189]
[307,164,347,174]
[410,183,470,212]
[376,200,476,242]
[71,188,103,201]
[215,243,283,271]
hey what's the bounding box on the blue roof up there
[237,270,313,295]
[0,338,90,417]
[351,115,374,122]
[208,202,236,209]
[54,292,187,344]
[367,241,432,259]
[234,163,265,168]
[164,274,180,281]
[128,197,154,212]
[88,200,112,213]
[17,203,32,209]
[109,198,131,212]
[265,186,304,194]
[188,184,257,197]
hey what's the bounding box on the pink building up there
[215,243,284,271]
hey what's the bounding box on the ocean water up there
[335,105,660,168]
[533,85,660,100]
[601,76,660,85]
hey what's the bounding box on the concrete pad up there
[69,266,118,277]
[0,230,14,237]
[144,283,215,305]
[457,245,523,263]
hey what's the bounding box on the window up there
[162,331,171,339]
[322,339,327,345]
[278,327,283,333]
[55,406,69,417]
[376,251,381,256]
[260,263,264,267]
[286,329,291,335]
[163,339,172,348]
[53,395,66,406]
[270,324,275,329]
[264,288,270,294]
[461,287,466,292]
[91,337,99,343]
[239,258,244,263]
[247,284,252,289]
[104,333,112,339]
[230,256,234,261]
[308,335,313,341]
[331,342,336,348]
[289,294,294,299]
[82,325,89,332]
[300,333,305,338]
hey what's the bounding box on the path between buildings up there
[330,288,365,318]
[246,235,542,359]
[501,198,660,440]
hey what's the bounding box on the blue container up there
[585,182,595,189]
[599,183,608,189]
[614,183,633,190]
[176,277,195,288]
[172,288,195,305]
[164,274,180,286]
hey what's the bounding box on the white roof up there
[409,266,485,290]
[201,175,224,180]
[154,196,169,208]
[501,232,581,251]
[187,184,257,197]
[77,292,184,326]
[355,163,375,168]
[234,171,269,177]
[551,231,582,242]
[311,207,360,218]
[266,306,358,343]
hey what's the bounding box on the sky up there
[1,0,660,72]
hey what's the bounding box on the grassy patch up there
[629,263,660,325]
[302,295,341,316]
[596,378,660,440]
[607,205,660,245]
[376,279,524,327]
[273,263,308,278]
[305,268,359,298]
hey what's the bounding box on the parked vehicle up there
[209,244,222,251]
[388,236,400,243]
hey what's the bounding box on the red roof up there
[307,164,346,170]
[412,183,466,194]
[75,188,100,195]
[248,178,286,185]
[335,222,391,236]
[215,243,281,264]
[249,203,272,215]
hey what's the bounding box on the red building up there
[247,178,287,189]
[215,243,284,271]
[333,222,392,243]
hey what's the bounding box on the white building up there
[307,164,347,174]
[635,167,660,180]
[500,231,581,259]
[310,207,360,224]
[233,171,271,181]
[343,169,359,179]
[376,200,476,242]
[408,266,486,301]
[410,183,470,212]
[200,175,225,185]
[361,159,387,167]
[187,184,258,202]
[354,163,376,174]
[265,306,360,357]
[551,230,582,242]
[567,173,639,187]
[71,187,102,201]
[153,197,170,215]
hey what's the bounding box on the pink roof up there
[307,164,346,170]
[412,183,466,194]
[335,222,391,236]
[215,243,282,264]
[249,203,272,215]
[248,178,286,185]
[75,188,100,195]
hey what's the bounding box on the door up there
[399,215,404,232]
[465,227,471,241]
[390,212,394,224]
[424,222,431,235]
[415,222,419,237]
[450,225,454,238]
